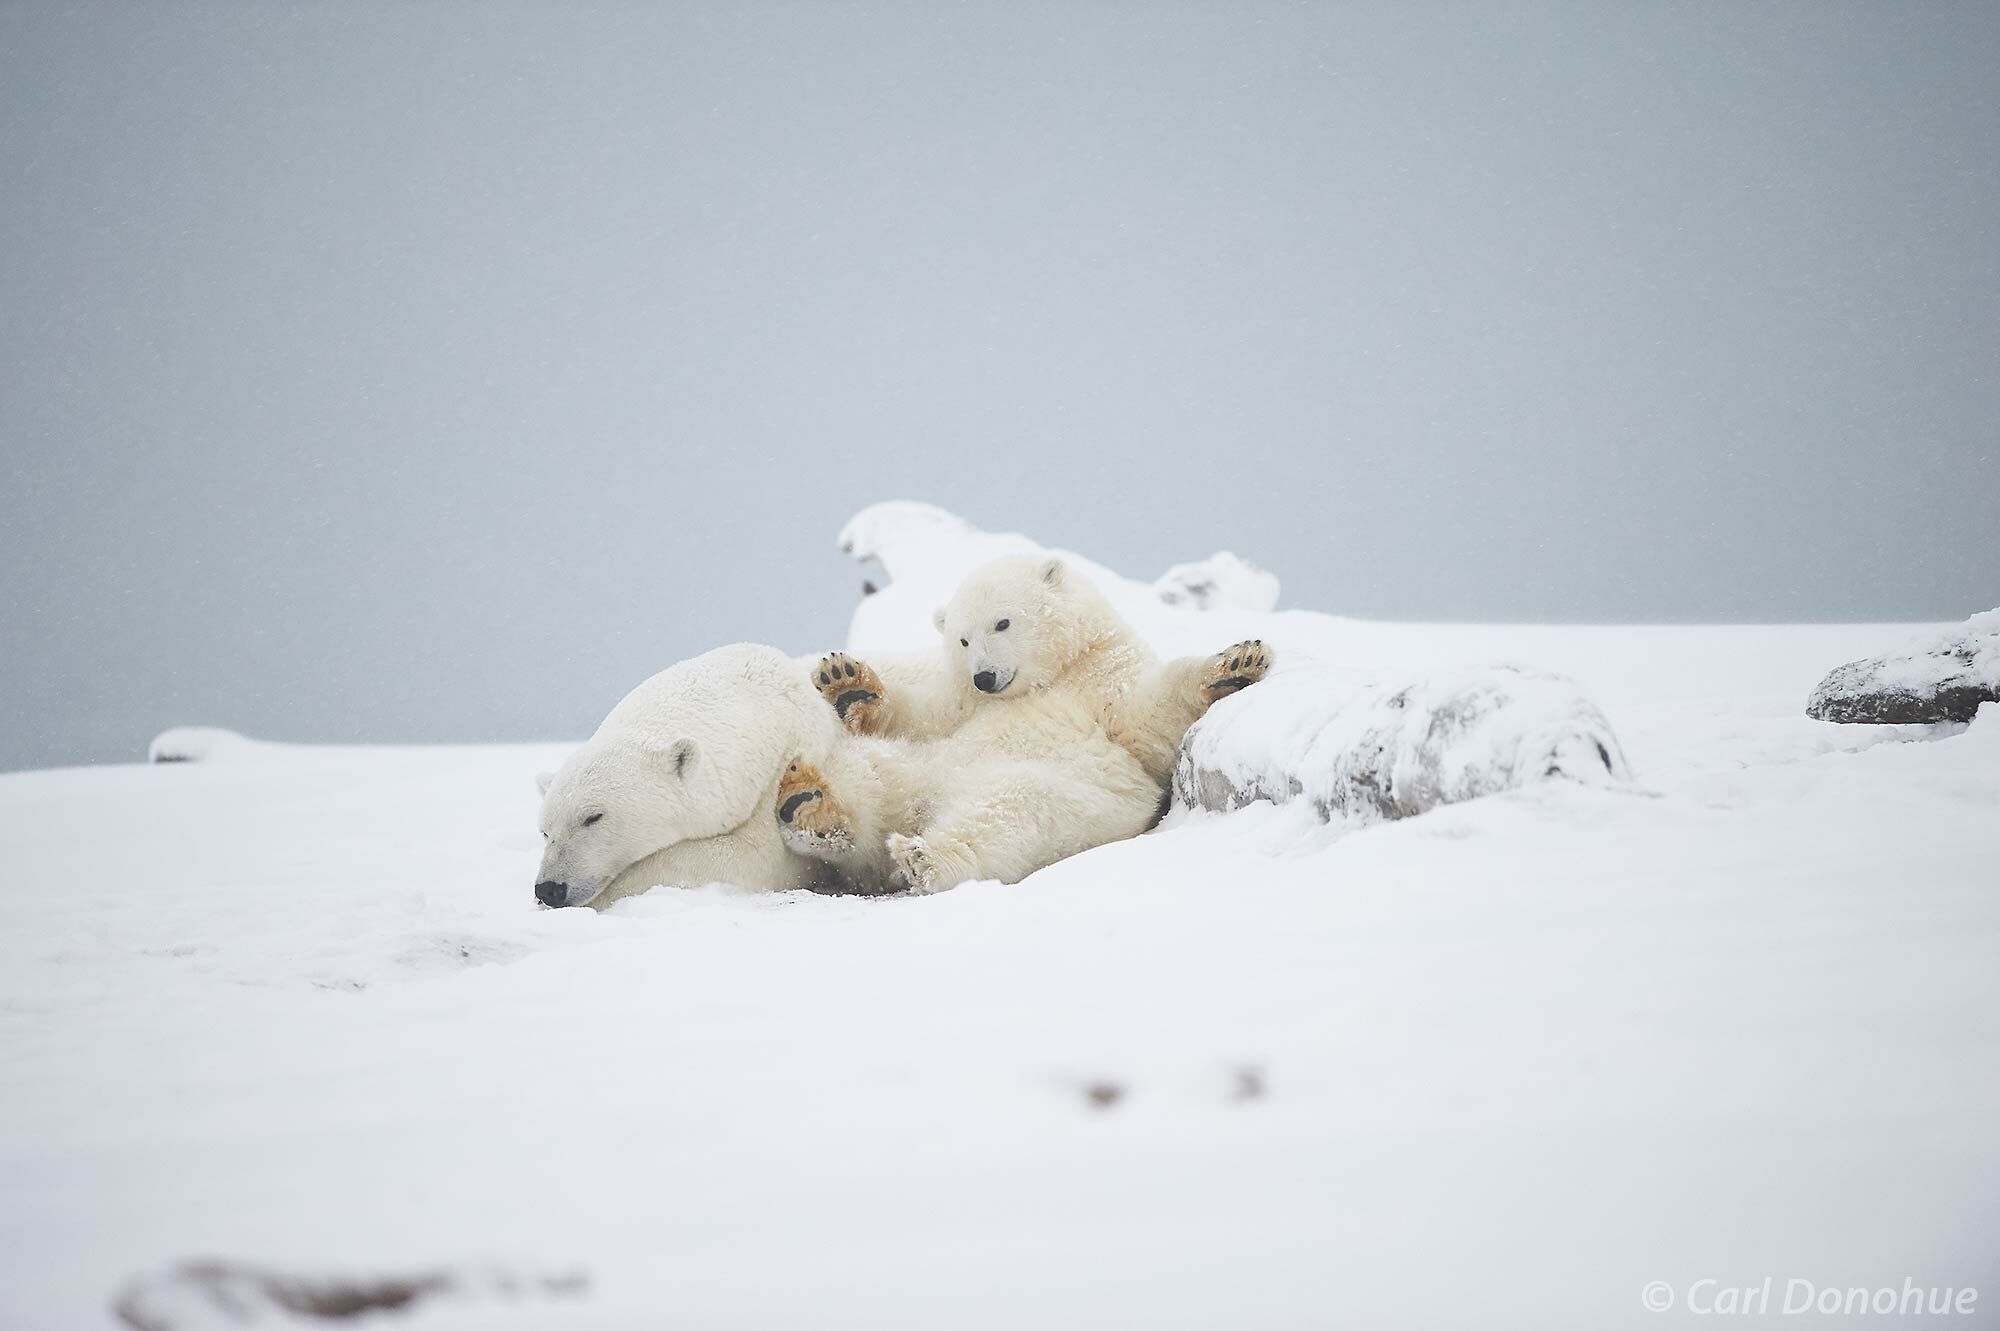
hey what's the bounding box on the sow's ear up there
[1040,556,1064,586]
[644,736,697,777]
[932,606,948,633]
[535,770,556,797]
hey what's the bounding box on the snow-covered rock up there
[1151,551,1280,613]
[147,727,260,764]
[1806,608,2000,724]
[1174,665,1631,823]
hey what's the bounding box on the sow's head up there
[533,736,702,909]
[529,643,838,908]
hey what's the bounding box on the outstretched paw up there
[811,652,884,731]
[775,759,854,859]
[1202,640,1273,697]
[886,833,942,895]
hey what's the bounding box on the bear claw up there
[1203,640,1273,697]
[811,652,885,730]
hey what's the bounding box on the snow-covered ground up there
[4,507,1997,1329]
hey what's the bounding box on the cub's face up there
[533,737,698,908]
[934,554,1071,697]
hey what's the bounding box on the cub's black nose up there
[534,880,568,909]
[973,671,998,693]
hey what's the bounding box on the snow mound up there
[147,727,260,764]
[841,501,1154,653]
[841,500,1296,657]
[1152,551,1280,612]
[837,500,987,569]
[1175,665,1631,824]
[1806,607,2000,724]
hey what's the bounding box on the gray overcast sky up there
[2,1,1996,772]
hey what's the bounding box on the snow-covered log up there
[1174,665,1632,824]
[1806,609,2000,725]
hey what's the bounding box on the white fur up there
[534,644,843,908]
[793,555,1246,893]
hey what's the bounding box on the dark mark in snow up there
[113,1259,587,1329]
[1084,1081,1124,1110]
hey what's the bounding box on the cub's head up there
[933,554,1110,697]
[533,735,703,909]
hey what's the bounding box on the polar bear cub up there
[774,554,1272,893]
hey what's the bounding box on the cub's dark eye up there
[959,638,969,647]
[581,812,603,827]
[995,619,1010,631]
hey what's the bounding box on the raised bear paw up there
[811,652,884,731]
[1202,640,1273,697]
[775,760,854,859]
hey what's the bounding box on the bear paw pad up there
[1203,640,1273,697]
[776,760,854,857]
[812,652,884,730]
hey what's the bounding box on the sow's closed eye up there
[581,812,603,827]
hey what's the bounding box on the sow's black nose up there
[973,671,998,693]
[534,880,568,909]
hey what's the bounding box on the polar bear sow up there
[771,554,1273,893]
[533,643,847,908]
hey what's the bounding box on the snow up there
[4,506,1998,1329]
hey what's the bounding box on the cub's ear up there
[932,606,948,633]
[644,736,697,777]
[535,770,556,797]
[1040,556,1065,586]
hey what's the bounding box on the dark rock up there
[1806,610,1999,725]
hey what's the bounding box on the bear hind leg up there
[887,831,978,895]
